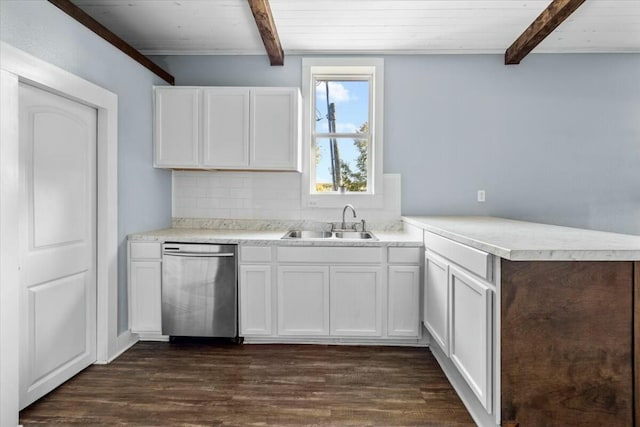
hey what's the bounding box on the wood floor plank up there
[20,341,474,426]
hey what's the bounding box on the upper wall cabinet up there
[154,86,301,171]
[154,87,200,168]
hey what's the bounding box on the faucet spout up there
[341,204,357,230]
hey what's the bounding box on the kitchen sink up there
[281,230,378,240]
[334,231,376,240]
[282,230,333,239]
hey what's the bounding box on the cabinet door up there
[202,88,250,168]
[424,252,450,353]
[250,88,300,171]
[239,265,272,336]
[388,265,421,337]
[330,267,382,337]
[129,261,162,334]
[277,266,329,335]
[449,265,493,412]
[154,88,200,168]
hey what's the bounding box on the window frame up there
[301,58,384,209]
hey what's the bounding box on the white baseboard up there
[94,330,139,364]
[243,337,427,346]
[430,342,498,427]
[138,333,170,342]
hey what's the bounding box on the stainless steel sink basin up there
[281,230,377,240]
[333,231,376,240]
[282,230,333,239]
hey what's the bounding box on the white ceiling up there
[73,0,640,55]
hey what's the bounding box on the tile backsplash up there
[172,171,402,228]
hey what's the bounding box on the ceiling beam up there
[48,0,175,84]
[247,0,284,66]
[505,0,586,65]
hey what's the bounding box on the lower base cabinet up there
[330,266,382,336]
[240,245,422,341]
[388,265,421,337]
[277,266,330,335]
[239,265,272,335]
[421,232,495,415]
[128,241,162,336]
[449,264,493,412]
[424,252,449,353]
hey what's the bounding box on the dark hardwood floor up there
[20,341,474,426]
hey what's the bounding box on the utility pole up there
[325,82,340,191]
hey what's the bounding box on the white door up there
[277,266,329,335]
[202,88,250,168]
[129,261,162,335]
[239,265,272,336]
[19,83,97,409]
[449,265,493,412]
[388,265,421,337]
[154,87,200,168]
[424,252,450,353]
[330,266,382,337]
[250,88,299,170]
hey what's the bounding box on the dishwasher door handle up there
[163,252,235,258]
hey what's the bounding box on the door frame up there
[1,42,124,426]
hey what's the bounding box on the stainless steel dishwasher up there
[162,242,237,338]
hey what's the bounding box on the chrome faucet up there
[342,204,357,230]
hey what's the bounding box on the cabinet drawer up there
[241,246,272,263]
[424,232,492,281]
[277,246,383,264]
[388,247,421,264]
[130,242,161,260]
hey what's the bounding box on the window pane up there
[315,80,369,135]
[314,138,368,193]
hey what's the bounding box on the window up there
[302,58,384,208]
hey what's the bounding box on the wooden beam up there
[47,0,175,85]
[505,0,586,65]
[247,0,284,66]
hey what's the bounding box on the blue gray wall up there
[151,54,640,235]
[1,0,173,333]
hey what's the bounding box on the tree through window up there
[313,78,371,193]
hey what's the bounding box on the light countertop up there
[129,228,423,247]
[402,216,640,261]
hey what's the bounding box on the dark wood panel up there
[635,261,639,427]
[501,261,634,426]
[47,0,175,84]
[505,0,586,64]
[20,342,474,426]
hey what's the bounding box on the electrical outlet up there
[477,190,486,202]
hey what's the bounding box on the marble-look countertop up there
[403,216,640,261]
[129,228,423,247]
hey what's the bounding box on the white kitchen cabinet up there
[420,231,495,415]
[153,86,301,171]
[238,245,421,343]
[128,242,163,336]
[330,267,382,337]
[424,251,450,354]
[202,87,250,168]
[250,88,300,170]
[153,87,200,168]
[387,265,421,337]
[239,265,272,336]
[277,266,330,335]
[449,264,493,412]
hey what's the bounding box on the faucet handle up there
[360,219,366,232]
